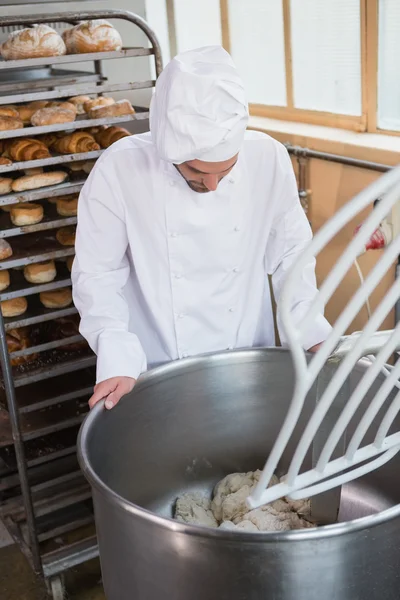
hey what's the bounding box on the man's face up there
[175,154,238,193]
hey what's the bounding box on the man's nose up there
[203,173,219,191]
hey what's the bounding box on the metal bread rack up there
[0,10,162,599]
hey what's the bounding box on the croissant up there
[9,138,50,161]
[95,126,130,148]
[52,132,100,154]
[37,133,61,148]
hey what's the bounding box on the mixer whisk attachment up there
[247,165,400,512]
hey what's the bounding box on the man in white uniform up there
[72,46,331,410]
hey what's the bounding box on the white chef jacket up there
[72,130,331,383]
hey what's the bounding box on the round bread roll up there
[63,20,122,54]
[47,192,72,205]
[10,203,44,226]
[56,226,76,246]
[0,157,12,166]
[31,107,75,127]
[0,178,13,196]
[24,260,56,284]
[0,239,12,260]
[1,25,66,60]
[0,106,19,118]
[1,296,27,317]
[68,95,91,115]
[40,287,72,309]
[12,171,68,193]
[0,115,23,131]
[0,269,10,291]
[66,256,74,272]
[83,96,115,113]
[56,196,78,216]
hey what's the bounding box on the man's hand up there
[89,376,136,410]
[308,342,323,353]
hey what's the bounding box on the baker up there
[72,45,331,410]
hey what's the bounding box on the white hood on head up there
[149,45,249,164]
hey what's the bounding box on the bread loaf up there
[88,99,134,120]
[10,203,44,226]
[0,116,23,131]
[52,132,100,154]
[24,167,44,176]
[7,327,38,367]
[9,138,50,161]
[40,287,72,309]
[83,97,115,113]
[0,239,12,260]
[62,20,122,54]
[1,296,27,317]
[0,177,13,195]
[68,95,92,115]
[31,107,76,127]
[95,126,130,148]
[0,270,10,291]
[1,25,66,60]
[0,107,19,118]
[66,256,74,272]
[56,195,78,216]
[24,260,56,284]
[56,226,76,246]
[12,171,68,192]
[17,101,49,125]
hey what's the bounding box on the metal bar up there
[4,306,77,331]
[285,144,391,173]
[10,335,84,359]
[0,72,100,94]
[36,514,94,543]
[42,535,98,579]
[0,310,42,572]
[3,516,35,569]
[0,181,85,206]
[20,386,93,414]
[0,150,103,175]
[0,111,149,140]
[22,415,87,442]
[0,79,155,106]
[0,217,77,240]
[14,355,96,387]
[27,445,77,469]
[0,269,71,301]
[0,248,74,271]
[0,47,154,71]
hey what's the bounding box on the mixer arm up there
[330,330,400,361]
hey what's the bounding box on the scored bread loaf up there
[12,171,68,192]
[17,101,49,125]
[0,270,10,291]
[9,138,50,162]
[88,99,134,120]
[95,126,130,148]
[52,132,100,154]
[62,20,122,54]
[31,107,76,127]
[83,97,115,113]
[1,25,66,60]
[0,239,12,260]
[68,95,92,115]
[10,203,44,226]
[0,115,23,131]
[46,101,77,115]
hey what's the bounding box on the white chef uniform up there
[72,47,331,384]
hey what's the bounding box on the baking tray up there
[0,262,72,301]
[0,231,75,270]
[0,110,149,140]
[0,150,103,175]
[13,353,96,388]
[0,180,85,206]
[0,79,154,106]
[0,203,77,238]
[3,296,77,330]
[0,69,101,95]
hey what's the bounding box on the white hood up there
[149,45,249,164]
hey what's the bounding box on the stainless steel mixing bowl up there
[78,348,400,600]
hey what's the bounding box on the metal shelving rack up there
[0,10,162,599]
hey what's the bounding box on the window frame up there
[220,0,396,136]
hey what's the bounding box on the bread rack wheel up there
[46,574,65,600]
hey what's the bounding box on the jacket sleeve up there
[266,146,332,350]
[71,155,147,383]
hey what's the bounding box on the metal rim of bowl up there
[77,347,400,543]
